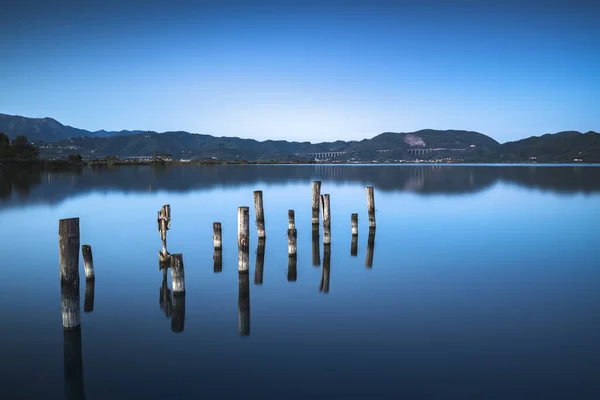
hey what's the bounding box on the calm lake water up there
[1,164,599,399]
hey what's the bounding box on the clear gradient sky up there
[1,0,598,143]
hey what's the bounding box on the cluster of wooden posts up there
[58,181,376,335]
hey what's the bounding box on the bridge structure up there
[406,148,467,156]
[308,151,347,160]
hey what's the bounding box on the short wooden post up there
[81,245,94,280]
[288,228,297,256]
[312,181,321,225]
[59,218,80,330]
[213,222,222,249]
[351,213,358,236]
[171,293,186,333]
[254,239,265,285]
[351,235,358,257]
[84,279,95,313]
[238,272,250,336]
[366,187,376,229]
[288,210,295,230]
[320,244,331,293]
[366,228,376,268]
[253,190,266,240]
[159,267,173,318]
[158,204,171,263]
[238,206,250,272]
[321,194,331,245]
[213,248,223,273]
[170,254,185,293]
[312,225,321,266]
[63,328,86,400]
[287,254,297,282]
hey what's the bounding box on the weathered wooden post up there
[170,254,185,293]
[63,328,86,400]
[312,181,321,226]
[238,272,250,336]
[366,187,376,229]
[254,239,265,285]
[238,206,250,273]
[84,279,95,313]
[253,190,266,240]
[172,293,186,333]
[288,210,297,257]
[213,248,223,273]
[213,222,222,249]
[158,204,171,264]
[59,218,80,330]
[351,213,358,236]
[320,244,331,293]
[81,245,94,280]
[366,228,376,268]
[312,225,321,266]
[288,210,295,230]
[321,194,331,245]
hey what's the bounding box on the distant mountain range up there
[1,113,598,162]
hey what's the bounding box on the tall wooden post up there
[320,244,331,293]
[213,222,222,250]
[238,206,250,273]
[59,218,80,330]
[253,190,266,240]
[366,187,376,229]
[312,225,321,266]
[170,254,185,293]
[238,272,250,336]
[312,181,321,225]
[366,228,376,268]
[321,194,331,245]
[288,210,295,230]
[254,239,266,285]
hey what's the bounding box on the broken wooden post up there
[253,190,266,240]
[321,194,331,245]
[59,218,80,330]
[170,253,185,293]
[366,187,376,229]
[158,204,171,264]
[171,293,186,333]
[63,328,86,400]
[312,181,321,225]
[288,210,297,256]
[84,279,95,313]
[213,248,223,273]
[288,210,295,230]
[81,245,94,280]
[238,272,250,336]
[238,206,250,273]
[254,239,265,285]
[366,228,376,268]
[320,244,331,293]
[312,225,321,266]
[351,213,358,236]
[213,222,222,250]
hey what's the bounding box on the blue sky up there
[0,0,598,143]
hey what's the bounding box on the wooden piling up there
[321,194,331,245]
[171,293,186,333]
[351,235,358,257]
[312,225,321,266]
[213,222,222,249]
[238,273,250,336]
[320,244,331,293]
[351,213,358,236]
[84,279,95,313]
[366,228,376,268]
[288,228,297,256]
[170,254,185,293]
[288,254,297,282]
[254,239,265,285]
[63,328,86,400]
[238,206,250,273]
[288,210,295,230]
[366,187,376,229]
[253,190,266,240]
[213,248,223,273]
[59,218,80,330]
[312,181,321,225]
[158,204,171,262]
[81,245,94,280]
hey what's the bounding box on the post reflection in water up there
[287,254,297,282]
[171,293,186,333]
[84,279,95,313]
[238,273,250,336]
[366,228,376,268]
[63,328,86,400]
[213,248,222,273]
[350,235,358,257]
[312,226,320,266]
[159,266,173,318]
[254,239,265,285]
[320,244,331,293]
